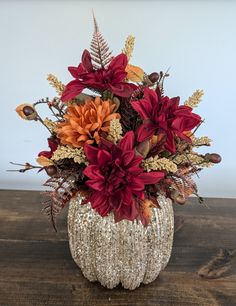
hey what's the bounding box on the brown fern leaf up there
[42,174,77,231]
[178,165,200,176]
[90,13,113,69]
[131,85,145,100]
[172,172,198,198]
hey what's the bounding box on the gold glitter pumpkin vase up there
[68,194,174,290]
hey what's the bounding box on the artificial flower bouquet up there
[13,17,221,232]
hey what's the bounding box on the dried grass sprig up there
[52,145,88,165]
[142,156,177,173]
[184,90,204,108]
[107,118,123,143]
[173,153,213,167]
[192,136,212,147]
[43,117,57,133]
[122,35,135,62]
[47,74,65,96]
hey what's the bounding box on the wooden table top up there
[0,190,235,306]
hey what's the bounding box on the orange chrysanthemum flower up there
[56,97,120,147]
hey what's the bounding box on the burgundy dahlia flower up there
[83,131,164,222]
[61,50,136,101]
[131,88,202,153]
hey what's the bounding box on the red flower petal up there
[169,96,180,110]
[137,122,157,142]
[61,80,85,102]
[127,155,143,170]
[38,151,52,158]
[122,151,135,166]
[81,49,93,72]
[68,67,80,78]
[109,83,135,98]
[68,63,85,78]
[83,143,99,163]
[112,70,127,83]
[143,87,159,109]
[109,191,124,210]
[172,117,185,132]
[114,197,137,222]
[164,130,176,153]
[129,177,145,191]
[182,114,201,130]
[175,131,192,142]
[131,100,150,119]
[139,171,164,185]
[83,165,104,180]
[97,150,112,166]
[90,192,111,216]
[86,179,105,191]
[122,187,133,205]
[38,138,58,158]
[109,53,128,71]
[100,137,115,150]
[47,138,58,152]
[118,131,135,151]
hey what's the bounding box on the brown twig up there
[7,162,42,173]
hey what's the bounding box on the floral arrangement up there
[13,17,221,231]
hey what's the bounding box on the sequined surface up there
[68,194,174,290]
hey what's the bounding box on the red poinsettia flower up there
[38,138,58,159]
[83,131,164,222]
[61,50,136,101]
[131,88,202,153]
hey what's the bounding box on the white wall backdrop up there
[0,0,235,197]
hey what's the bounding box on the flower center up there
[101,159,128,194]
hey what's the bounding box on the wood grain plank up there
[0,190,68,241]
[0,190,235,305]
